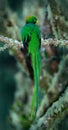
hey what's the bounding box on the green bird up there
[21,16,41,118]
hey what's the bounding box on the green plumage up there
[21,16,41,118]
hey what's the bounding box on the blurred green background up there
[0,0,68,130]
[0,50,17,130]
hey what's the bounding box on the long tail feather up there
[30,51,41,118]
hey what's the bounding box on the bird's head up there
[25,16,38,24]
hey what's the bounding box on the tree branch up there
[37,55,68,118]
[30,87,68,130]
[0,35,30,76]
[0,35,23,51]
[0,34,68,79]
[0,35,68,52]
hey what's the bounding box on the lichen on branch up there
[30,87,68,130]
[0,35,68,53]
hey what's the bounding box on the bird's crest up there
[26,15,37,24]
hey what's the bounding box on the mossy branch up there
[0,35,30,76]
[0,35,23,51]
[30,87,68,130]
[0,35,68,52]
[0,34,68,77]
[37,55,68,118]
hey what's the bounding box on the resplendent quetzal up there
[21,16,41,117]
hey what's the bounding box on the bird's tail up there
[30,51,41,118]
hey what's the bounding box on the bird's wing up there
[21,24,32,53]
[21,25,31,42]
